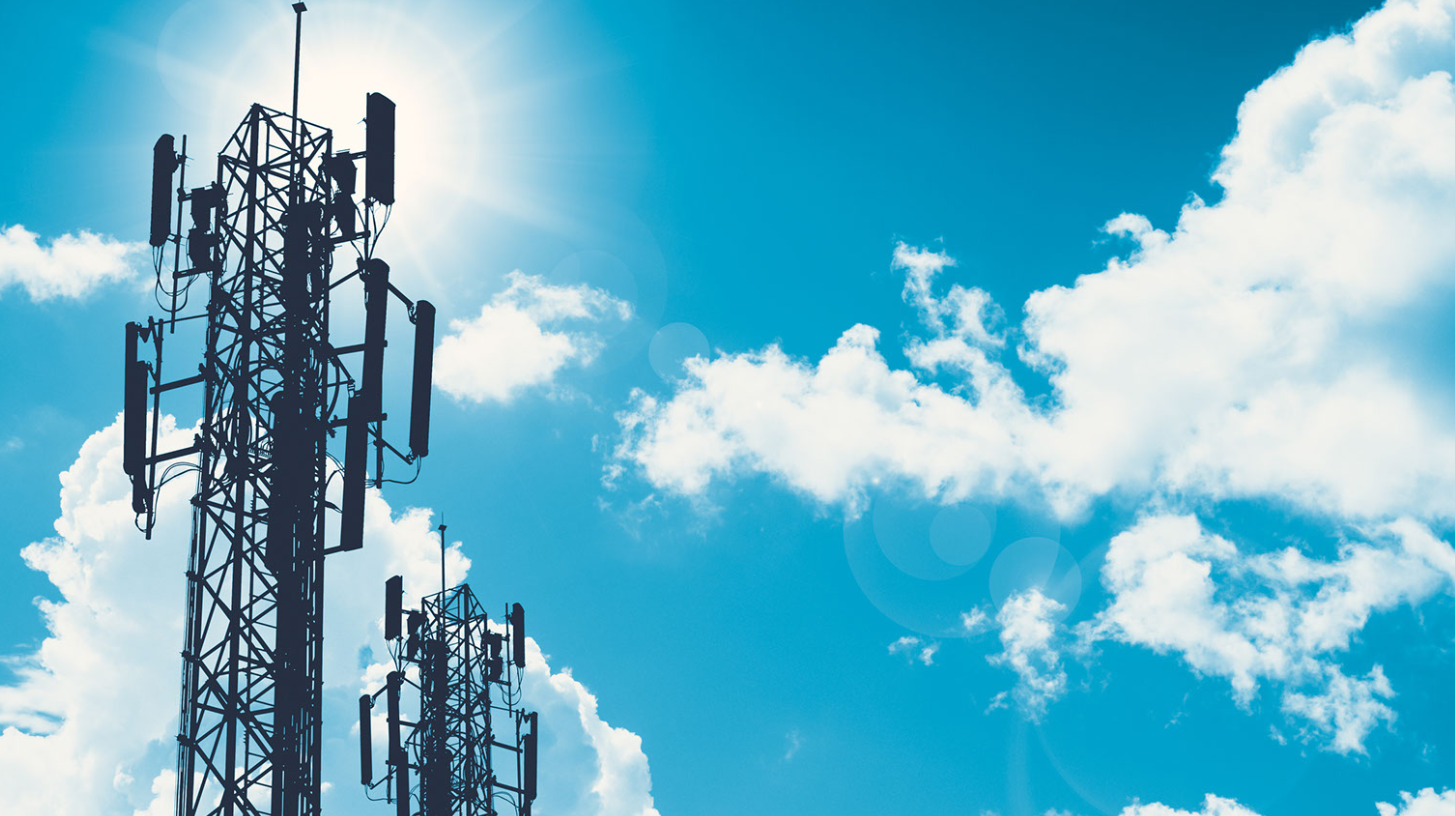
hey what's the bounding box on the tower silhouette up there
[124,6,434,814]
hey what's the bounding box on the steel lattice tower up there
[175,101,336,816]
[362,568,538,816]
[124,8,433,816]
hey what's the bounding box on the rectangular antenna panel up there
[362,259,390,420]
[150,135,176,247]
[384,575,403,640]
[358,694,373,786]
[511,603,527,669]
[409,300,434,458]
[340,394,367,551]
[366,93,396,206]
[387,671,409,816]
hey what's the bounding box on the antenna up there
[361,258,390,422]
[385,575,403,640]
[410,300,435,459]
[387,670,408,816]
[122,323,145,486]
[359,693,374,786]
[341,394,368,552]
[511,602,526,669]
[366,93,396,205]
[149,136,177,248]
[523,711,538,813]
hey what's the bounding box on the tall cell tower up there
[360,537,539,816]
[123,5,435,814]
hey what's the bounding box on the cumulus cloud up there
[612,317,1037,513]
[613,0,1455,521]
[1075,512,1455,752]
[520,637,660,816]
[0,414,657,815]
[988,589,1068,718]
[0,413,193,815]
[1378,789,1455,815]
[0,224,143,300]
[132,770,175,816]
[436,271,632,404]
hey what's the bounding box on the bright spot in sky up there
[143,0,583,293]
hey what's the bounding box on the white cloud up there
[961,607,991,634]
[612,320,1037,513]
[0,413,193,815]
[1078,512,1455,753]
[1378,789,1455,816]
[0,224,143,300]
[612,0,1455,521]
[519,637,660,816]
[888,635,921,655]
[1117,789,1455,816]
[0,414,658,815]
[131,770,174,816]
[1118,795,1264,816]
[436,271,632,404]
[988,589,1067,718]
[1281,665,1396,754]
[888,635,940,666]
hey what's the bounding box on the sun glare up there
[151,0,565,290]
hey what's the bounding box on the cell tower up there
[124,5,435,815]
[360,527,539,816]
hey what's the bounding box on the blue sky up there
[4,1,1455,815]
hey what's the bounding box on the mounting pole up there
[439,519,448,597]
[291,3,306,209]
[292,4,305,124]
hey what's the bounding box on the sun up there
[148,0,571,293]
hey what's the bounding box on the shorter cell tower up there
[360,526,538,816]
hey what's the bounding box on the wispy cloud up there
[887,635,940,666]
[784,728,802,761]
